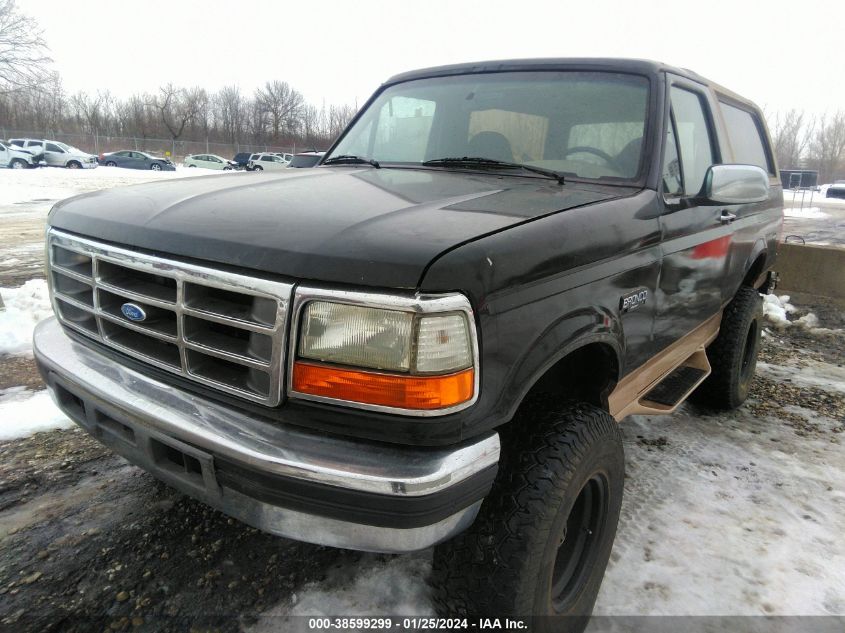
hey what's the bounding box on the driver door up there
[654,77,730,352]
[44,142,65,166]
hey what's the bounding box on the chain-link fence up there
[0,129,312,162]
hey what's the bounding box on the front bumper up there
[33,318,499,552]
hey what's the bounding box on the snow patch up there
[0,388,72,440]
[0,165,227,208]
[0,280,52,355]
[758,361,845,395]
[249,554,433,631]
[784,206,829,219]
[762,294,797,326]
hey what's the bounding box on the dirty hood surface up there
[49,167,628,288]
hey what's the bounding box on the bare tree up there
[153,83,204,144]
[70,90,111,135]
[807,111,845,183]
[215,85,245,144]
[327,104,357,142]
[770,109,813,170]
[0,0,51,93]
[256,80,304,141]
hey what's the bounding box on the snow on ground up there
[0,279,51,355]
[250,554,434,631]
[0,165,226,209]
[783,188,845,208]
[762,294,799,326]
[784,206,829,219]
[249,356,845,621]
[758,361,845,395]
[0,387,71,440]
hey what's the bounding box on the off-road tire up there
[431,402,624,633]
[692,286,762,409]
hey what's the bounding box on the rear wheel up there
[66,160,81,169]
[105,161,117,167]
[692,286,762,409]
[10,158,27,169]
[188,164,196,168]
[432,402,624,632]
[253,165,263,171]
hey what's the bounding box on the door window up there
[720,102,772,173]
[46,143,64,153]
[670,87,715,196]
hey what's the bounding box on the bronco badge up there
[620,288,649,313]
[120,302,147,322]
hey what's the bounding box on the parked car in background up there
[287,151,325,168]
[272,152,294,163]
[184,154,236,170]
[0,140,42,169]
[232,152,252,169]
[247,153,289,171]
[10,139,98,169]
[99,150,175,171]
[826,183,845,199]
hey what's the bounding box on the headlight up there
[290,293,477,413]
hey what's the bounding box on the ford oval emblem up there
[120,302,147,322]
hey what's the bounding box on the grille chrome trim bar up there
[47,228,293,406]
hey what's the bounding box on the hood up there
[48,167,631,288]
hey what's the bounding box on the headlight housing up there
[289,290,478,414]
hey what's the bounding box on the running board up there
[627,348,710,416]
[608,313,721,422]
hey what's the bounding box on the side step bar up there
[609,313,720,421]
[639,349,710,411]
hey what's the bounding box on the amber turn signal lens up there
[292,362,474,410]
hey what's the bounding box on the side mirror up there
[704,164,770,205]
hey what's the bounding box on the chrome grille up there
[47,229,293,406]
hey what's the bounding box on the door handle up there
[719,210,737,224]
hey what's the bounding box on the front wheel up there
[432,402,624,632]
[66,161,81,169]
[10,158,27,169]
[150,163,162,171]
[691,286,763,409]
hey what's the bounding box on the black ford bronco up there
[35,59,782,627]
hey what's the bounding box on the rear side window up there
[670,87,715,196]
[720,102,772,173]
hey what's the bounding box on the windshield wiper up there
[322,154,380,168]
[422,157,564,184]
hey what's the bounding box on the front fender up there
[494,305,624,421]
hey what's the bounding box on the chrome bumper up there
[33,318,500,553]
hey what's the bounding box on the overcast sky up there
[21,0,843,117]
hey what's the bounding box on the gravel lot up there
[1,168,843,631]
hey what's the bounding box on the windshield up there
[328,71,650,181]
